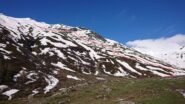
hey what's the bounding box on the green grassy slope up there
[1,77,185,104]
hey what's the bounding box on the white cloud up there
[126,34,185,68]
[126,34,185,54]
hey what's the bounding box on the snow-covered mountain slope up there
[162,45,185,68]
[127,35,185,68]
[0,14,185,100]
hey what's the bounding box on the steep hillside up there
[0,14,185,100]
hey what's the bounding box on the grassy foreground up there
[1,77,185,104]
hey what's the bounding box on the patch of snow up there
[0,43,6,47]
[146,66,168,73]
[106,59,109,62]
[52,35,77,47]
[42,61,46,65]
[152,70,169,77]
[39,48,56,57]
[0,48,12,54]
[40,47,51,54]
[32,52,37,55]
[22,67,27,70]
[76,40,101,60]
[110,60,114,64]
[53,48,66,59]
[114,67,128,77]
[146,66,170,77]
[103,69,112,75]
[2,89,19,100]
[94,71,99,75]
[117,60,142,75]
[25,72,38,84]
[3,55,11,60]
[53,70,58,75]
[102,65,106,68]
[176,89,185,98]
[13,70,27,81]
[32,89,39,96]
[40,37,70,48]
[16,47,22,53]
[0,85,8,91]
[40,32,77,47]
[51,62,75,72]
[96,77,105,80]
[135,63,148,71]
[48,52,54,56]
[68,56,78,62]
[106,38,119,45]
[40,38,48,45]
[114,71,126,77]
[79,58,90,65]
[44,74,59,93]
[67,75,81,80]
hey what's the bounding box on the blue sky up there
[0,0,185,43]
